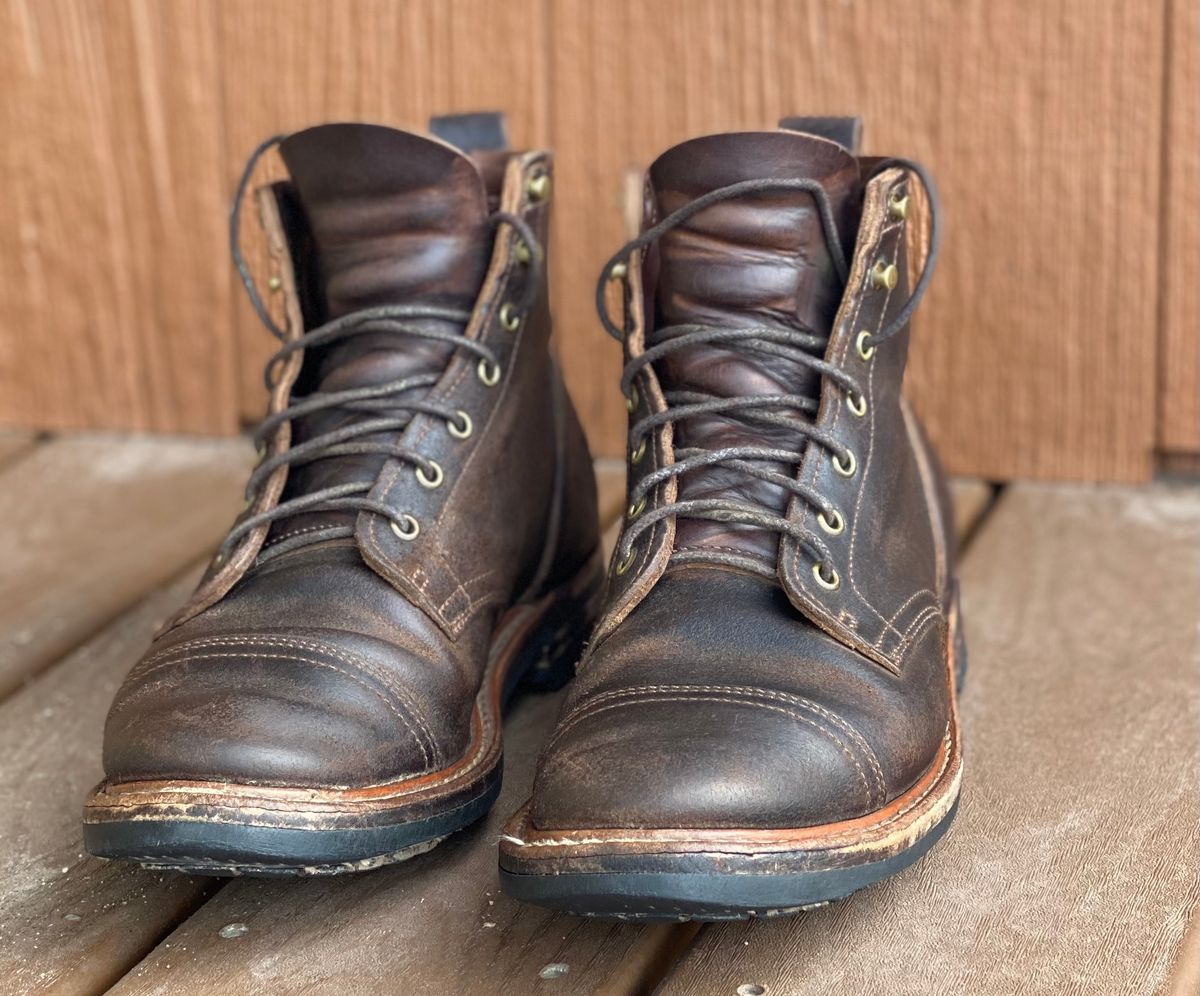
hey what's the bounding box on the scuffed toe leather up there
[530,689,883,830]
[103,629,447,788]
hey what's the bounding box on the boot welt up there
[496,599,964,921]
[81,551,604,877]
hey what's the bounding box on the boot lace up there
[219,135,542,561]
[595,159,939,580]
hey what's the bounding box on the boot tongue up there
[265,124,493,548]
[279,123,491,388]
[646,130,862,562]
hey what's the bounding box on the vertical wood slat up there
[0,0,1180,483]
[549,0,1165,481]
[0,0,235,435]
[1158,0,1200,457]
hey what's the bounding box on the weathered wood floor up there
[0,431,1195,995]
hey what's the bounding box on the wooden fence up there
[1,0,1196,480]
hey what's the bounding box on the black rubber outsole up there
[499,796,960,921]
[82,774,503,876]
[83,562,601,877]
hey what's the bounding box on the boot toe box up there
[102,630,450,789]
[528,688,887,831]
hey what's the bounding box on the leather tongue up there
[264,123,494,548]
[646,130,862,562]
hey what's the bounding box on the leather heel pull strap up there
[430,111,509,152]
[779,116,863,154]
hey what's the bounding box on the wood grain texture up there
[1159,0,1200,456]
[550,0,1165,481]
[0,0,235,434]
[215,0,550,426]
[659,483,1200,996]
[0,568,217,996]
[0,434,253,700]
[1,0,1174,483]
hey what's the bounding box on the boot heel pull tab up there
[778,116,863,154]
[430,111,509,152]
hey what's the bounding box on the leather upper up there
[101,121,598,791]
[527,125,957,832]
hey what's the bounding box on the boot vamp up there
[102,545,485,789]
[529,568,950,831]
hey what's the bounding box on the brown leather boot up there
[83,115,601,875]
[499,118,961,919]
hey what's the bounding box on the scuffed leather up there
[527,129,956,833]
[100,123,598,791]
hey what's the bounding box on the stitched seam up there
[260,523,346,549]
[551,683,886,798]
[123,649,433,770]
[884,588,940,629]
[362,172,545,627]
[848,220,908,636]
[542,692,875,808]
[134,636,441,767]
[134,635,441,766]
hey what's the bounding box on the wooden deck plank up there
[0,569,218,996]
[658,483,1200,996]
[107,476,996,994]
[0,434,253,700]
[0,430,38,470]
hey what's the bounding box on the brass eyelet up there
[847,391,867,417]
[871,260,898,290]
[614,545,638,576]
[609,261,628,281]
[477,358,501,387]
[856,330,876,361]
[498,302,521,332]
[513,241,532,265]
[527,172,551,202]
[818,508,845,536]
[447,410,473,439]
[626,384,639,413]
[812,562,841,590]
[390,514,420,541]
[416,460,444,489]
[888,192,910,220]
[627,495,646,519]
[630,438,647,465]
[267,275,282,292]
[833,449,857,477]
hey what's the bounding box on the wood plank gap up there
[0,559,229,996]
[0,434,253,704]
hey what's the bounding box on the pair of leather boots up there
[83,112,963,922]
